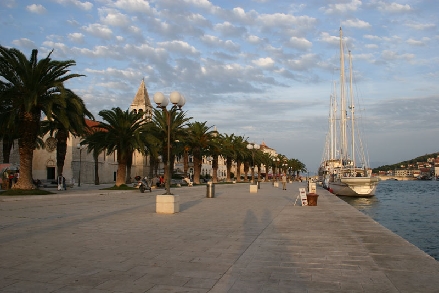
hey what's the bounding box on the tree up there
[220,133,236,182]
[0,46,83,189]
[81,107,149,187]
[186,121,215,184]
[233,135,248,182]
[150,108,191,184]
[40,89,93,177]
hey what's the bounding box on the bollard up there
[257,181,260,189]
[206,182,215,198]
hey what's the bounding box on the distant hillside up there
[372,152,439,173]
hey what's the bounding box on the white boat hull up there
[329,177,380,197]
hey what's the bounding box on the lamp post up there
[153,91,185,195]
[246,142,260,184]
[76,144,85,187]
[273,157,279,181]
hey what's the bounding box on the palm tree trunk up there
[244,162,250,182]
[236,161,242,182]
[14,111,40,189]
[212,155,218,183]
[193,149,201,184]
[93,150,100,185]
[226,157,232,182]
[126,152,132,184]
[116,152,127,187]
[56,129,69,176]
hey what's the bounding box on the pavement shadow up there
[179,199,202,212]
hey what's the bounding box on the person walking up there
[281,173,287,190]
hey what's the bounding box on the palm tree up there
[0,46,83,189]
[186,121,214,184]
[40,89,93,177]
[233,135,248,182]
[81,107,149,187]
[208,129,221,183]
[150,108,192,184]
[220,133,236,182]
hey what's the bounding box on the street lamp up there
[76,143,85,187]
[246,142,260,184]
[153,91,185,195]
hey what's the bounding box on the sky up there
[1,0,439,173]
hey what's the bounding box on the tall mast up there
[339,27,347,163]
[330,81,337,160]
[349,50,355,169]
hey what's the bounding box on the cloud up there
[112,0,154,14]
[214,21,247,38]
[81,23,113,39]
[252,57,275,68]
[200,35,240,52]
[405,22,436,30]
[26,4,46,14]
[11,38,37,49]
[157,40,199,56]
[342,18,371,29]
[406,38,429,46]
[374,1,412,13]
[288,36,312,50]
[68,32,84,43]
[322,0,362,14]
[381,50,415,61]
[54,0,93,11]
[246,35,262,44]
[99,8,130,27]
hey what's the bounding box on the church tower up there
[130,79,153,120]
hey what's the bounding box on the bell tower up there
[130,79,153,121]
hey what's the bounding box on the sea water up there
[339,180,439,261]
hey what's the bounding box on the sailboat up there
[319,28,380,197]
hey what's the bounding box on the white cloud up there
[11,38,37,49]
[157,40,199,55]
[112,0,153,13]
[246,35,262,44]
[323,0,362,14]
[342,18,371,29]
[405,22,436,30]
[381,50,415,61]
[252,57,275,67]
[99,9,130,27]
[286,54,318,71]
[375,1,411,13]
[289,36,312,50]
[81,23,113,39]
[26,4,46,14]
[68,32,84,43]
[406,38,429,46]
[200,35,240,52]
[54,0,93,11]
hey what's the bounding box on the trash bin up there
[206,182,215,198]
[306,193,319,206]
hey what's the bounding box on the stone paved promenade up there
[1,182,439,293]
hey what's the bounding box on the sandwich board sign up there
[299,188,307,206]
